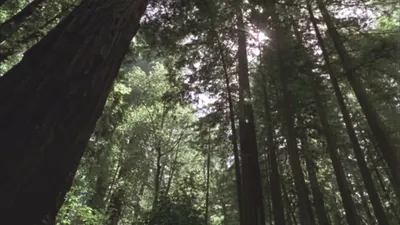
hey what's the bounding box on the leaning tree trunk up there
[0,0,148,224]
[311,75,362,225]
[291,16,361,225]
[307,3,390,224]
[237,8,266,225]
[315,0,400,191]
[0,4,74,64]
[0,0,49,44]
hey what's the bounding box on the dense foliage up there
[0,0,398,224]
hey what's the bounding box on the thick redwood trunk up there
[0,5,73,64]
[237,8,265,225]
[315,0,400,191]
[0,0,148,223]
[0,0,48,43]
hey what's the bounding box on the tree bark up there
[261,65,286,225]
[311,74,362,225]
[0,0,48,44]
[298,123,330,225]
[108,188,124,225]
[290,14,361,224]
[0,0,148,223]
[307,4,390,225]
[316,0,400,192]
[237,7,266,225]
[212,13,244,223]
[268,3,316,225]
[0,4,73,64]
[205,135,211,225]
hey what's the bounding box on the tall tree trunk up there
[0,3,74,64]
[291,16,361,224]
[212,13,244,223]
[152,145,162,209]
[298,122,330,225]
[108,188,124,225]
[315,0,400,190]
[0,0,148,224]
[307,4,390,225]
[311,74,362,225]
[205,135,211,225]
[267,3,316,225]
[261,66,286,225]
[0,0,48,44]
[237,7,265,225]
[282,178,299,225]
[356,181,376,225]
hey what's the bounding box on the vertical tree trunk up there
[315,0,400,190]
[298,122,330,225]
[261,67,286,225]
[212,14,244,223]
[268,3,316,225]
[152,146,162,209]
[0,0,148,224]
[0,0,48,43]
[205,135,211,225]
[237,7,266,225]
[307,4,390,225]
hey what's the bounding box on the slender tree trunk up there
[291,16,361,224]
[165,150,179,195]
[263,152,273,225]
[205,135,211,225]
[298,123,330,225]
[108,188,124,225]
[311,74,362,225]
[307,4,390,225]
[282,178,299,225]
[0,0,48,44]
[315,0,400,190]
[267,3,316,225]
[0,0,148,223]
[153,145,162,209]
[357,181,376,225]
[212,15,244,224]
[261,67,286,225]
[237,8,265,225]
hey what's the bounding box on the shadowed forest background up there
[0,0,399,225]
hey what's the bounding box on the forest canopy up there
[0,0,398,225]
